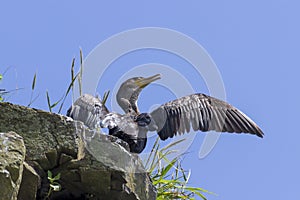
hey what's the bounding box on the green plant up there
[0,72,13,102]
[101,90,110,105]
[78,48,83,97]
[27,72,40,107]
[0,73,3,102]
[45,170,61,200]
[46,49,83,113]
[145,138,213,200]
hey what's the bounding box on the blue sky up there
[1,1,299,199]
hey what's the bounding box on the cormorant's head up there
[116,74,161,114]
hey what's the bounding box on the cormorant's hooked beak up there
[136,74,161,88]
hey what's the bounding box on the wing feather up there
[67,94,109,129]
[183,104,191,133]
[178,106,185,134]
[150,93,264,140]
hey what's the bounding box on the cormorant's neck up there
[116,88,142,114]
[128,89,141,114]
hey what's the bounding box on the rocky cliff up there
[0,102,156,200]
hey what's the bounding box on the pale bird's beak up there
[136,74,161,88]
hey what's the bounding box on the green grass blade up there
[0,74,3,102]
[71,58,75,81]
[47,170,52,179]
[184,187,215,195]
[145,137,160,170]
[32,72,36,90]
[50,98,62,109]
[78,48,83,96]
[57,73,79,114]
[160,138,186,152]
[46,90,52,112]
[102,90,110,105]
[159,158,177,180]
[148,144,162,173]
[28,72,37,107]
[71,57,75,101]
[53,173,61,181]
[146,136,212,200]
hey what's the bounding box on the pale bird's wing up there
[67,94,109,129]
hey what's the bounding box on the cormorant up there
[67,74,263,153]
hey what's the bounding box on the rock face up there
[0,102,156,200]
[0,131,26,200]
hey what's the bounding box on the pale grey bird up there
[67,74,263,153]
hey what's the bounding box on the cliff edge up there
[0,102,156,200]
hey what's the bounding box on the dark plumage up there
[150,93,263,140]
[67,74,263,153]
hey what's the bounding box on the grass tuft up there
[145,138,213,200]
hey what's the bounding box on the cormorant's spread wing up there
[67,94,109,129]
[150,93,264,140]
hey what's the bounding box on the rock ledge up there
[0,102,156,200]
